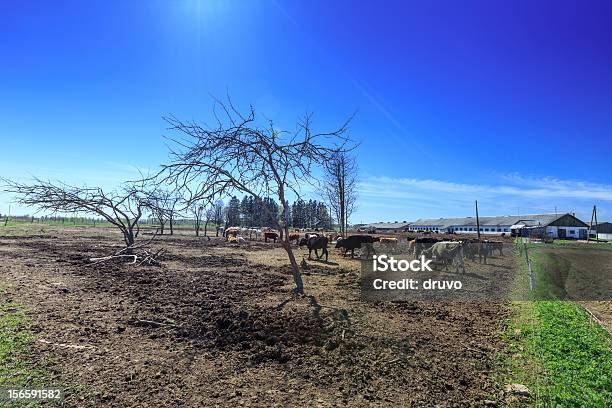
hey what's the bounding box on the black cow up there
[462,239,489,264]
[335,235,379,258]
[486,240,503,256]
[408,237,443,257]
[299,236,329,261]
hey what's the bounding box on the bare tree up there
[167,193,182,235]
[159,99,353,293]
[212,200,225,237]
[144,188,177,235]
[204,206,215,237]
[212,200,225,236]
[322,151,358,237]
[2,178,146,255]
[190,199,214,237]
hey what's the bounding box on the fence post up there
[523,241,535,292]
[528,260,534,291]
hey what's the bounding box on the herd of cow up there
[408,237,504,273]
[220,227,504,272]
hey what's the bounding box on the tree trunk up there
[169,217,174,235]
[195,220,200,236]
[124,230,135,255]
[204,220,209,237]
[282,241,304,294]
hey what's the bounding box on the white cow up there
[422,241,465,273]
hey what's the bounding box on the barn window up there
[569,230,576,234]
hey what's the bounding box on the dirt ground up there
[0,226,514,407]
[532,246,612,332]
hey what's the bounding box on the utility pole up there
[593,205,599,242]
[588,205,598,242]
[475,200,481,240]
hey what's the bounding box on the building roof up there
[360,222,411,230]
[409,213,582,228]
[593,222,612,233]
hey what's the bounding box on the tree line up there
[224,196,332,230]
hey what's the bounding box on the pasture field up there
[0,224,516,407]
[498,241,612,407]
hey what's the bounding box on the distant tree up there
[158,99,352,293]
[292,199,306,229]
[317,202,332,229]
[166,193,182,235]
[190,201,206,236]
[261,197,279,228]
[322,150,357,236]
[240,195,253,227]
[145,188,171,234]
[284,200,292,228]
[204,206,215,236]
[212,200,225,236]
[226,196,241,226]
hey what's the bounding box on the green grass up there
[0,289,46,388]
[549,239,612,250]
[498,245,612,407]
[503,301,611,407]
[0,288,67,408]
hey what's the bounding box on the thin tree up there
[212,200,225,236]
[322,150,358,236]
[159,99,352,293]
[3,178,146,254]
[191,201,206,236]
[166,193,181,235]
[145,188,171,234]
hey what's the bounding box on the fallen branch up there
[137,248,165,266]
[88,254,138,265]
[128,317,178,328]
[88,246,165,266]
[37,339,95,350]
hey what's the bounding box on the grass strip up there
[500,245,611,407]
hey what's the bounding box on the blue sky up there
[1,0,612,222]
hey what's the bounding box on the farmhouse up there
[590,222,612,241]
[408,213,589,239]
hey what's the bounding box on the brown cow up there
[379,237,398,244]
[288,233,301,244]
[224,227,239,241]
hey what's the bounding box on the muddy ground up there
[0,226,515,407]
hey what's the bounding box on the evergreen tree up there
[292,199,306,228]
[240,196,253,226]
[227,196,241,226]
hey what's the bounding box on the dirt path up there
[0,226,511,407]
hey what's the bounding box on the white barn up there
[408,213,589,239]
[590,222,612,241]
